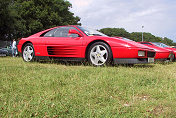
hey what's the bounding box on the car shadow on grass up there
[119,61,174,68]
[35,57,175,68]
[128,64,155,68]
[37,60,158,68]
[38,60,86,66]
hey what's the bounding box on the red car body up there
[18,25,155,65]
[154,42,176,57]
[139,42,174,61]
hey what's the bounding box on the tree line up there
[0,0,80,40]
[99,28,176,46]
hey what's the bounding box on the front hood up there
[165,47,176,53]
[110,37,154,50]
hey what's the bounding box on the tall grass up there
[0,57,176,117]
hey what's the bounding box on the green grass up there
[0,57,176,117]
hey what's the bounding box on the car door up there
[43,26,84,58]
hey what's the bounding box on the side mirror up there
[68,29,82,37]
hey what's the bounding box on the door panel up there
[45,37,84,57]
[41,26,85,58]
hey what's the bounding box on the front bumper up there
[114,58,154,64]
[17,44,22,53]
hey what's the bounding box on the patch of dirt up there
[146,105,171,117]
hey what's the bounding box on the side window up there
[68,33,79,38]
[43,28,57,37]
[53,27,79,37]
[42,27,80,37]
[54,27,69,37]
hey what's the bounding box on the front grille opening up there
[147,51,155,57]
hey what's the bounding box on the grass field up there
[0,57,176,118]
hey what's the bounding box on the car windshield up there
[77,26,107,37]
[152,42,169,47]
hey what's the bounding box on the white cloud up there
[68,0,176,42]
[68,0,93,14]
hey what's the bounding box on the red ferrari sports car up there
[139,42,175,61]
[17,25,156,66]
[152,42,176,57]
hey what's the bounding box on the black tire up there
[87,42,112,66]
[22,43,35,62]
[173,54,175,62]
[168,53,175,62]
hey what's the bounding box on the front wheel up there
[87,42,112,66]
[169,53,175,62]
[22,43,35,62]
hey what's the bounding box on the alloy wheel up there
[23,45,34,62]
[89,45,108,66]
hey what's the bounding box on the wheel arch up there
[21,41,33,52]
[85,39,113,59]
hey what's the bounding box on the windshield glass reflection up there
[77,26,107,37]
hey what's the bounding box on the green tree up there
[130,32,173,45]
[0,0,15,40]
[130,32,162,42]
[129,32,142,42]
[0,0,80,40]
[162,37,173,46]
[13,0,80,39]
[99,28,130,38]
[172,42,176,46]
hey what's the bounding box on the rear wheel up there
[87,42,112,66]
[22,43,35,62]
[173,54,175,62]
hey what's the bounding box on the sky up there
[68,0,176,42]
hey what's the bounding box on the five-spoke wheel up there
[22,43,35,62]
[88,42,112,66]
